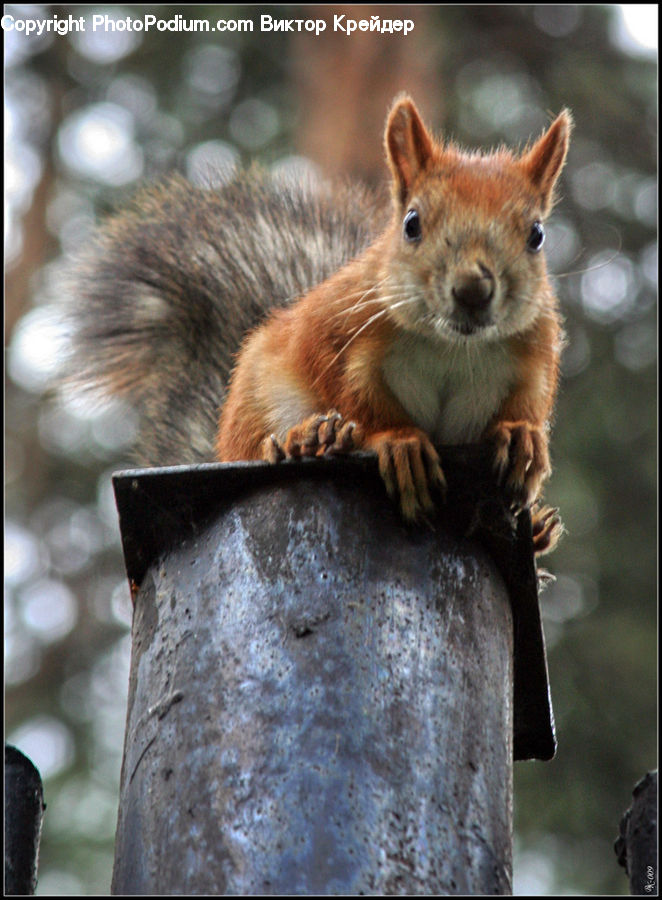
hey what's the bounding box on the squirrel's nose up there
[451,265,495,312]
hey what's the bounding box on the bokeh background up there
[5,4,657,894]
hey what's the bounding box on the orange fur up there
[216,95,571,523]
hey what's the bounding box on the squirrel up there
[67,94,571,552]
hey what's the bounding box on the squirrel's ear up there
[520,110,572,214]
[385,95,436,205]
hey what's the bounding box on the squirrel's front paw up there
[262,410,363,462]
[366,428,446,523]
[489,420,551,510]
[531,503,564,556]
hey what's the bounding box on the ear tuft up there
[520,109,573,213]
[384,95,436,205]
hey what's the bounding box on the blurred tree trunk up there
[5,166,55,343]
[5,54,66,345]
[292,5,437,182]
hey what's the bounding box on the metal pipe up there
[111,458,519,894]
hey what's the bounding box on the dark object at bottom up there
[4,745,45,895]
[615,770,658,895]
[111,450,554,895]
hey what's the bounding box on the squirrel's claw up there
[323,418,364,455]
[273,410,363,460]
[282,412,332,457]
[490,420,550,509]
[367,428,446,523]
[531,504,564,556]
[261,434,286,463]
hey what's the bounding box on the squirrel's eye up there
[526,221,545,253]
[403,209,421,243]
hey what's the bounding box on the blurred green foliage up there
[5,4,656,894]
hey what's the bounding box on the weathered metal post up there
[110,452,554,895]
[4,745,45,896]
[615,771,658,894]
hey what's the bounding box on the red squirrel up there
[68,94,570,549]
[216,95,570,532]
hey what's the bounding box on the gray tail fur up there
[65,168,385,465]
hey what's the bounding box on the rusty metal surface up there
[112,466,515,895]
[112,450,555,761]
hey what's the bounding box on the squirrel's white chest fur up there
[381,334,516,445]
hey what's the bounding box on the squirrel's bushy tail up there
[66,169,384,465]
